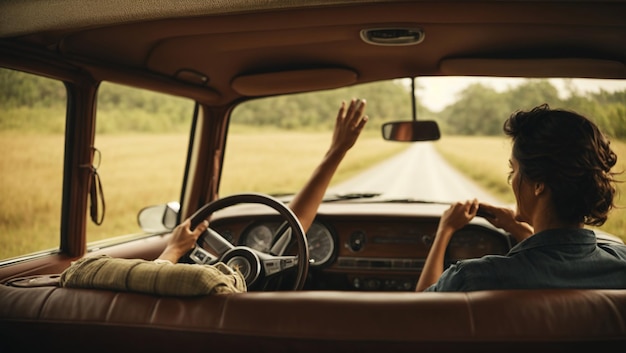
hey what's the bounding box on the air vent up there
[360,27,425,46]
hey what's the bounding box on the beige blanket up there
[60,255,246,295]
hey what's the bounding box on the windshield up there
[221,77,626,234]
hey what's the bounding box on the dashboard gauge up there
[307,222,334,266]
[243,224,274,252]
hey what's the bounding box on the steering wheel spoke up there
[269,224,291,256]
[201,227,235,256]
[260,254,298,276]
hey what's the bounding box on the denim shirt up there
[424,228,626,292]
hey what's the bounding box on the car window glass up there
[0,68,66,260]
[221,80,412,197]
[223,77,625,242]
[86,82,194,245]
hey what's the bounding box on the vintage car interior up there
[1,0,625,352]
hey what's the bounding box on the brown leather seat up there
[1,283,625,353]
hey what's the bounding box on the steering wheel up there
[186,193,309,291]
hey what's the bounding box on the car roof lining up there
[0,0,360,37]
[3,0,624,102]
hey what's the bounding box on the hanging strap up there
[84,147,105,225]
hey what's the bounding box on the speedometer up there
[243,224,274,252]
[307,222,334,266]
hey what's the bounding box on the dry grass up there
[0,133,66,256]
[1,131,407,258]
[220,129,406,195]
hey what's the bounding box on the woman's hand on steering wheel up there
[157,218,209,264]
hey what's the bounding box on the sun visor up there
[232,68,358,96]
[440,58,626,79]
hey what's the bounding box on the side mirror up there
[381,121,441,142]
[137,201,181,232]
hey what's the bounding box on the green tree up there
[0,69,65,108]
[438,83,509,135]
[503,79,561,111]
[2,68,624,139]
[232,80,417,130]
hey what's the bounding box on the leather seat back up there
[1,284,625,352]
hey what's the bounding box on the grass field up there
[2,131,624,259]
[219,129,408,195]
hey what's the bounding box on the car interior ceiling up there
[0,1,625,351]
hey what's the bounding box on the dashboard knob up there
[348,231,366,251]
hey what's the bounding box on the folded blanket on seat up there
[59,255,246,295]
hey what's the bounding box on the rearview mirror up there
[381,121,441,142]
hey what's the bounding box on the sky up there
[413,77,626,112]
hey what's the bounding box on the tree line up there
[1,68,625,139]
[436,79,626,139]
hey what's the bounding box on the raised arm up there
[289,98,368,232]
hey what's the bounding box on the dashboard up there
[206,202,513,291]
